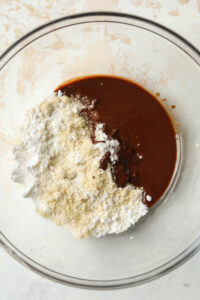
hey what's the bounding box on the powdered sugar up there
[94,123,119,163]
[12,94,148,238]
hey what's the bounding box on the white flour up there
[12,93,148,238]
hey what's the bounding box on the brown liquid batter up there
[55,75,177,207]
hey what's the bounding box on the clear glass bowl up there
[0,12,200,289]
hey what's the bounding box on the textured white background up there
[0,0,200,299]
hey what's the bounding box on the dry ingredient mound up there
[12,93,148,238]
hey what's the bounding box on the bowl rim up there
[0,11,200,289]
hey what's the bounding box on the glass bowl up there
[0,12,200,289]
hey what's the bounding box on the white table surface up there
[0,1,200,299]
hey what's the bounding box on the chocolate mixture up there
[55,75,177,207]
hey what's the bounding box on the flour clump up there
[12,93,148,238]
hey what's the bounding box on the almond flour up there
[12,93,148,238]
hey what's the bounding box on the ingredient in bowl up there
[56,75,177,207]
[12,93,147,238]
[12,75,177,239]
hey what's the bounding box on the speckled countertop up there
[0,1,200,299]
